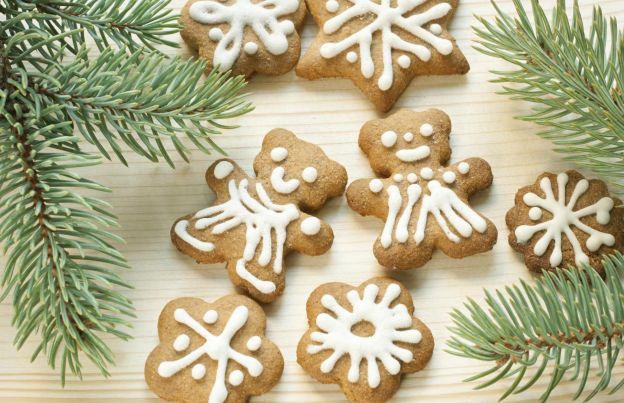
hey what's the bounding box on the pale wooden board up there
[1,0,623,401]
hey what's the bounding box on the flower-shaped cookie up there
[297,277,434,402]
[346,108,497,269]
[145,295,283,403]
[506,170,624,275]
[181,0,307,77]
[297,0,469,112]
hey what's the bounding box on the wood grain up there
[1,0,623,401]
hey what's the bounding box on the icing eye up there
[381,131,397,148]
[302,166,318,183]
[369,179,383,193]
[419,123,433,137]
[458,162,470,174]
[443,171,456,184]
[203,310,218,324]
[191,364,206,380]
[420,167,434,180]
[270,147,288,162]
[403,132,414,142]
[214,160,234,179]
[528,207,542,221]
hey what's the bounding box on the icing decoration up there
[229,370,244,385]
[515,173,615,267]
[247,336,262,351]
[302,166,318,183]
[320,0,454,90]
[457,162,470,174]
[393,174,403,183]
[397,55,411,69]
[174,220,215,252]
[326,0,339,12]
[396,145,430,162]
[403,132,414,142]
[271,166,300,194]
[419,123,433,137]
[442,171,455,184]
[270,147,288,162]
[244,41,258,55]
[306,283,422,388]
[214,160,234,179]
[381,131,398,148]
[203,310,218,324]
[174,334,190,351]
[369,179,384,193]
[157,305,263,403]
[189,0,300,71]
[346,51,358,63]
[407,173,418,183]
[419,167,433,180]
[429,23,442,35]
[301,217,322,235]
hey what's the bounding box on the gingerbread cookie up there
[297,277,434,402]
[346,109,497,269]
[145,295,283,403]
[296,0,469,112]
[181,0,306,77]
[172,129,347,303]
[506,170,624,275]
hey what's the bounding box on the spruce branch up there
[447,253,624,402]
[473,0,624,193]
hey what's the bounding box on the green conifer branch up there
[447,253,624,402]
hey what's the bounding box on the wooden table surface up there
[2,0,623,401]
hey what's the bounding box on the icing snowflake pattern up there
[515,172,615,267]
[307,283,422,387]
[321,0,454,90]
[190,0,299,71]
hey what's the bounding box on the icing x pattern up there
[321,0,454,90]
[515,172,615,267]
[190,0,299,71]
[307,283,422,388]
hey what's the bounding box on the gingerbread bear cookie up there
[145,295,283,403]
[297,277,434,402]
[181,0,306,77]
[172,129,348,303]
[296,0,469,112]
[346,109,497,269]
[506,170,624,275]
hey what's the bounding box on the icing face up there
[380,128,433,163]
[268,147,320,194]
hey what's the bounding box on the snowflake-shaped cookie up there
[506,170,623,275]
[181,0,306,77]
[297,0,469,112]
[297,277,434,401]
[145,295,283,403]
[171,129,347,302]
[346,108,497,269]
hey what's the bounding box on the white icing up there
[395,184,421,243]
[158,306,263,403]
[302,166,318,183]
[403,132,414,142]
[214,160,234,179]
[320,0,454,90]
[189,0,300,71]
[397,54,411,68]
[203,310,219,324]
[419,167,433,180]
[270,147,288,162]
[407,173,418,183]
[346,51,358,63]
[419,123,433,137]
[247,336,262,351]
[393,174,403,183]
[307,283,422,388]
[528,207,542,221]
[174,220,215,252]
[229,369,244,385]
[173,334,190,351]
[301,217,322,235]
[381,131,398,148]
[515,173,615,267]
[369,179,384,193]
[442,171,455,184]
[380,185,402,248]
[395,145,431,162]
[326,0,339,12]
[243,41,258,55]
[271,166,300,194]
[429,23,442,35]
[457,162,470,174]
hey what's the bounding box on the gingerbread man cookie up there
[172,129,348,303]
[297,277,434,402]
[296,0,469,112]
[145,295,283,403]
[346,109,497,269]
[506,170,624,275]
[181,0,306,77]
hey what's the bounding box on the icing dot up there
[529,207,543,221]
[247,336,262,351]
[270,147,288,162]
[173,334,189,352]
[301,217,321,236]
[369,179,383,193]
[420,167,434,180]
[208,28,223,41]
[325,0,339,12]
[346,51,358,63]
[393,174,403,183]
[302,166,318,183]
[229,370,244,386]
[403,132,414,142]
[420,124,434,137]
[280,20,295,35]
[407,173,418,183]
[243,42,258,55]
[381,131,397,148]
[214,160,234,179]
[458,162,470,174]
[203,310,218,324]
[397,55,411,69]
[192,364,206,380]
[430,23,443,35]
[443,171,456,184]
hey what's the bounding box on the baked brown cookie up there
[297,277,434,402]
[506,170,624,275]
[172,129,347,303]
[346,108,497,269]
[145,295,283,403]
[181,0,307,77]
[296,0,469,112]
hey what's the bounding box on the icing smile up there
[271,166,300,194]
[395,146,431,162]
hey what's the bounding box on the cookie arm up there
[286,213,334,256]
[346,178,390,220]
[448,157,493,196]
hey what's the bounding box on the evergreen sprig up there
[447,253,624,402]
[1,0,252,382]
[473,0,624,193]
